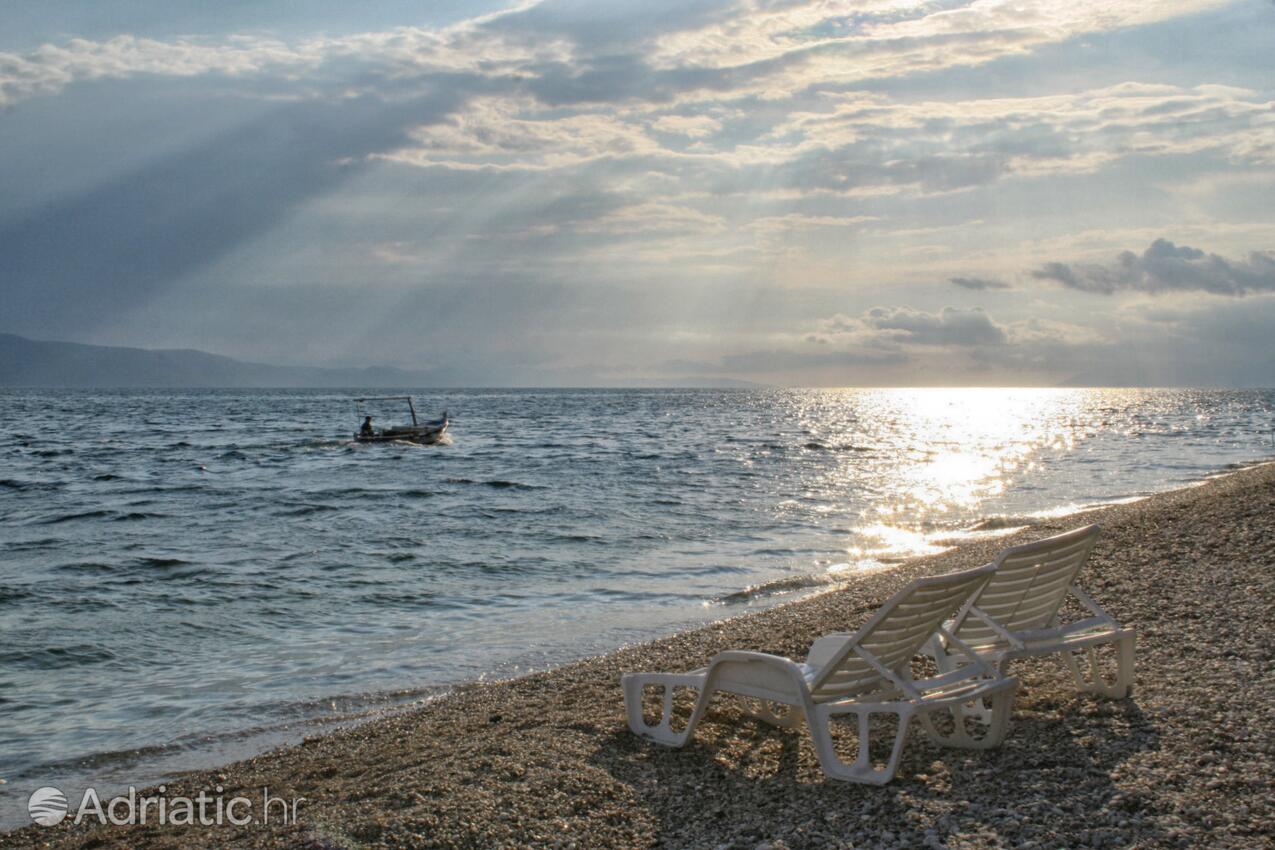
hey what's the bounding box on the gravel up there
[4,463,1273,850]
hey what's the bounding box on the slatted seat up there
[926,524,1135,700]
[622,564,1018,784]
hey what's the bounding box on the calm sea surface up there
[1,387,1273,824]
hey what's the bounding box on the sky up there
[2,0,1274,386]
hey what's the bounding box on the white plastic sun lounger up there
[925,524,1135,700]
[622,564,1019,784]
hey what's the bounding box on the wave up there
[802,441,874,453]
[0,644,117,670]
[712,572,839,605]
[0,587,35,605]
[445,477,545,490]
[54,561,121,574]
[36,509,113,524]
[112,511,168,521]
[277,503,339,517]
[482,504,568,515]
[549,533,605,544]
[112,484,208,495]
[368,434,453,448]
[131,556,191,569]
[1,478,65,491]
[942,499,1135,543]
[6,536,62,551]
[966,514,1040,531]
[1218,458,1274,473]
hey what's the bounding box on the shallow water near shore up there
[1,387,1272,826]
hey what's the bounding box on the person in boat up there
[360,416,375,438]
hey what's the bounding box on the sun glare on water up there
[809,388,1091,568]
[888,387,1081,504]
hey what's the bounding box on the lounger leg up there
[955,658,1009,726]
[621,673,714,747]
[1060,632,1135,698]
[1117,631,1136,696]
[919,647,1008,727]
[925,635,959,674]
[743,698,804,729]
[918,681,1017,750]
[807,704,913,785]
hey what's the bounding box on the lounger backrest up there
[952,524,1100,645]
[808,563,996,702]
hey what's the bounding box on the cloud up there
[759,82,1275,194]
[748,213,879,231]
[380,95,668,171]
[650,114,722,137]
[813,306,1008,348]
[949,276,1010,290]
[665,304,1125,386]
[0,9,569,106]
[1,0,1230,110]
[0,35,307,105]
[645,0,1229,77]
[862,306,1008,346]
[1031,239,1275,295]
[6,4,1268,207]
[716,348,907,373]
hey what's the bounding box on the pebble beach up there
[4,461,1273,850]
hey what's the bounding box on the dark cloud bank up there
[1033,239,1275,296]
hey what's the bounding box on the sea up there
[1,387,1273,826]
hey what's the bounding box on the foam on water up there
[1,387,1273,826]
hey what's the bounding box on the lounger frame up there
[926,524,1135,700]
[622,564,1018,784]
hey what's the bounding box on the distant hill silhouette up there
[0,333,446,388]
[0,333,762,388]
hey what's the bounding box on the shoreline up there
[4,461,1274,848]
[0,462,1239,820]
[2,462,1244,826]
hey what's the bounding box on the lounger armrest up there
[805,633,852,670]
[706,650,813,703]
[911,663,1007,694]
[710,650,806,675]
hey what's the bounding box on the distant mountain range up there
[0,333,760,388]
[0,333,438,388]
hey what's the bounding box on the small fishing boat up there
[354,396,448,445]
